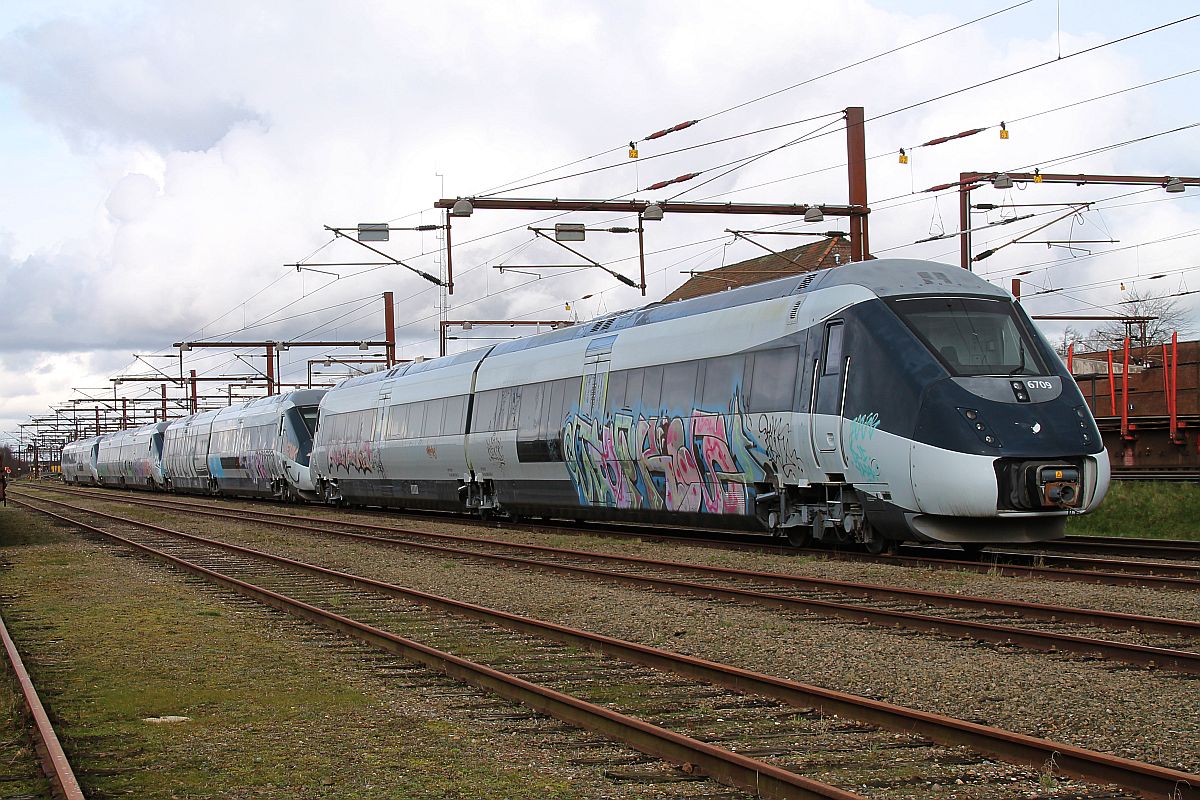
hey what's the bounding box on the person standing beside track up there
[0,471,7,507]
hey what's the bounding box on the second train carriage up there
[310,257,1110,548]
[95,421,170,489]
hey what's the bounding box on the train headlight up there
[958,408,1002,448]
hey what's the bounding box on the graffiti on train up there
[328,441,384,475]
[847,411,882,481]
[562,392,772,514]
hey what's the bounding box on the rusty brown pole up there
[383,291,396,367]
[959,173,973,269]
[121,399,128,430]
[161,384,168,421]
[444,209,455,295]
[845,106,869,261]
[637,221,648,296]
[190,370,198,413]
[94,408,99,435]
[265,343,275,396]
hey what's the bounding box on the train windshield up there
[889,296,1046,377]
[282,407,317,466]
[299,407,319,435]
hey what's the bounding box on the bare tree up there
[1089,290,1196,350]
[1053,325,1092,357]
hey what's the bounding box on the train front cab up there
[829,291,1109,548]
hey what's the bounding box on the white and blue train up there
[65,390,324,501]
[62,259,1109,550]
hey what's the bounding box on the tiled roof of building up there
[662,236,852,303]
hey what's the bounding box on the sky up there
[2,0,1199,447]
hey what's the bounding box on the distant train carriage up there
[310,352,481,508]
[162,409,222,494]
[207,390,324,500]
[95,421,169,489]
[61,436,103,485]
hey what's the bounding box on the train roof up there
[487,257,1007,357]
[324,258,1006,387]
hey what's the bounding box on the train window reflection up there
[890,297,1044,377]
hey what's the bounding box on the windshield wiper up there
[1008,339,1029,376]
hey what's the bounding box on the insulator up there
[643,120,699,140]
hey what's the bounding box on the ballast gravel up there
[109,500,1200,778]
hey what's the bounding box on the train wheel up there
[864,533,887,555]
[960,543,986,560]
[786,526,811,547]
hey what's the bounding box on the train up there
[61,258,1110,552]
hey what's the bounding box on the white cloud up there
[1,1,1198,438]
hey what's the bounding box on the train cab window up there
[823,322,845,375]
[640,365,664,409]
[748,348,800,413]
[889,296,1046,377]
[700,355,746,410]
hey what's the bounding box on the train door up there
[580,335,617,422]
[809,320,847,477]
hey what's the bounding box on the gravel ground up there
[2,501,760,800]
[46,490,1198,778]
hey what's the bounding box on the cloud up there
[0,17,263,152]
[0,1,1198,439]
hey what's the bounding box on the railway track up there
[36,483,1200,591]
[21,486,1200,675]
[0,605,84,800]
[10,491,1199,800]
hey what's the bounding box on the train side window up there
[700,355,746,410]
[405,403,425,439]
[606,371,628,412]
[386,405,408,439]
[518,383,545,440]
[641,365,664,409]
[623,369,644,409]
[748,348,800,413]
[423,399,446,437]
[443,395,467,435]
[472,390,498,433]
[823,322,845,375]
[661,362,698,410]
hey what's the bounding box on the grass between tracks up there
[0,503,582,799]
[1066,480,1200,539]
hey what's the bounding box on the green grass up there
[1066,480,1200,539]
[0,505,585,799]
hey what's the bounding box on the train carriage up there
[206,390,323,500]
[61,436,103,485]
[161,409,222,494]
[311,353,480,507]
[95,421,169,489]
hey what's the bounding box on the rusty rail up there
[25,488,1200,674]
[10,496,861,800]
[0,608,85,800]
[12,491,1200,800]
[35,483,1200,591]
